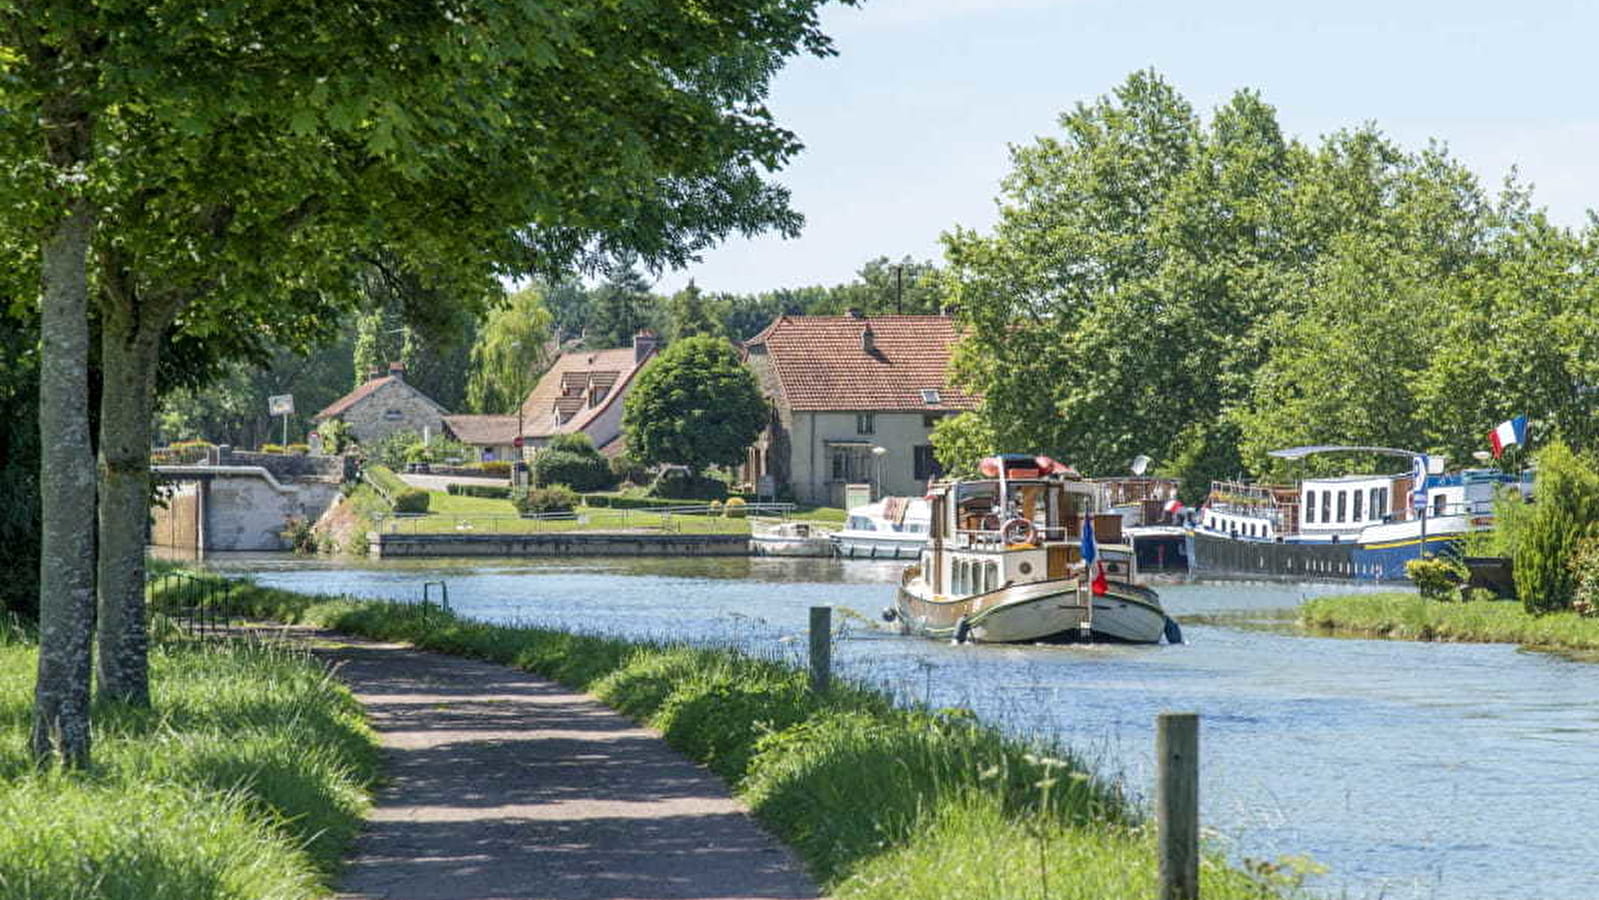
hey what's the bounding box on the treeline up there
[936,70,1599,498]
[158,254,941,445]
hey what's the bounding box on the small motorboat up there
[831,496,930,560]
[889,454,1180,645]
[750,519,837,557]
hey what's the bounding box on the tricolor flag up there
[1081,514,1109,596]
[1163,499,1185,516]
[1488,416,1529,459]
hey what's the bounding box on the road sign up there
[268,394,295,416]
[513,436,525,449]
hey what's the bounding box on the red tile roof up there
[744,315,979,412]
[518,346,654,437]
[442,415,522,446]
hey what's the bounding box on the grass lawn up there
[0,626,378,899]
[220,574,1312,900]
[393,491,754,535]
[1301,592,1599,650]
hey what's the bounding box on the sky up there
[653,0,1599,295]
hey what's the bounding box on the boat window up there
[1370,487,1381,519]
[1434,493,1447,517]
[1321,491,1332,523]
[1336,491,1347,523]
[848,516,873,531]
[1353,491,1364,521]
[1305,491,1316,524]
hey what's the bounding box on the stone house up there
[515,330,661,457]
[742,313,979,506]
[312,362,448,447]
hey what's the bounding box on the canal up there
[217,554,1599,900]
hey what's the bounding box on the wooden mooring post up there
[1157,711,1200,900]
[808,606,832,693]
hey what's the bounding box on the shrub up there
[446,483,514,500]
[532,449,615,492]
[513,484,580,515]
[709,499,724,515]
[724,497,747,518]
[609,454,650,485]
[1570,537,1599,618]
[315,417,355,455]
[650,468,728,500]
[280,516,320,553]
[258,443,285,454]
[363,464,409,501]
[1515,442,1599,614]
[393,488,431,514]
[1406,556,1465,602]
[546,432,598,453]
[286,442,310,455]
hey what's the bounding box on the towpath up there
[297,630,819,900]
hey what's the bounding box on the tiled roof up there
[744,315,979,412]
[518,346,653,437]
[442,415,521,446]
[315,375,448,421]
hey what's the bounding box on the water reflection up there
[215,554,1599,900]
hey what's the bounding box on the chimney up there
[860,326,875,355]
[388,361,406,381]
[846,307,864,319]
[366,366,383,381]
[633,329,660,364]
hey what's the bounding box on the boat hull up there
[895,578,1089,643]
[1188,526,1465,581]
[834,533,926,560]
[750,536,835,557]
[1090,583,1169,643]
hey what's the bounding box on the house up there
[313,362,448,446]
[743,313,979,506]
[514,330,661,457]
[440,414,522,462]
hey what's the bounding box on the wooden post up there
[809,606,832,693]
[1157,712,1200,900]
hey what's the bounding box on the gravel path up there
[306,632,820,900]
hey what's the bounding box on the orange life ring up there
[1000,517,1037,545]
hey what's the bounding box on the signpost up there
[268,394,294,447]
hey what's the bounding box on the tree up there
[588,267,659,349]
[623,336,767,473]
[466,286,555,414]
[666,280,724,342]
[5,0,852,762]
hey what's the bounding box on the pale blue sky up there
[655,0,1599,295]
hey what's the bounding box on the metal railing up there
[146,572,233,636]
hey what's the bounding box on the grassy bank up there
[0,625,378,899]
[1301,592,1599,650]
[222,575,1309,899]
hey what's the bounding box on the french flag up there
[1081,514,1109,596]
[1489,416,1528,459]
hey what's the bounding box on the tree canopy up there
[622,336,767,472]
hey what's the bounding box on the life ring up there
[1000,517,1037,545]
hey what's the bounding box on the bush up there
[609,454,650,485]
[286,442,310,455]
[532,449,616,492]
[547,432,598,453]
[1569,537,1599,618]
[650,468,728,501]
[467,460,513,477]
[724,497,747,518]
[1406,556,1465,602]
[258,443,285,454]
[1515,442,1599,614]
[393,488,431,514]
[280,516,320,553]
[513,484,580,515]
[446,483,514,500]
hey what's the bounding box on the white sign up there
[268,394,295,416]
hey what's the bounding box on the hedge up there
[532,449,615,492]
[447,483,514,500]
[512,484,580,515]
[364,465,431,514]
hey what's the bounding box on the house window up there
[923,414,942,429]
[920,388,942,405]
[914,445,941,481]
[383,409,403,421]
[830,445,873,482]
[1305,491,1316,524]
[1352,491,1364,522]
[856,413,875,435]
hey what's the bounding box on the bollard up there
[808,606,832,693]
[1157,711,1200,900]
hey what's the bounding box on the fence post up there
[1157,711,1200,900]
[809,606,832,693]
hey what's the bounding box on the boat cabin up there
[920,455,1132,598]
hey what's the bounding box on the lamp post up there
[510,341,530,487]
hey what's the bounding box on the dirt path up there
[303,631,820,900]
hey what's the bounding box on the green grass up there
[1301,592,1599,649]
[0,627,379,899]
[388,493,753,535]
[220,574,1310,900]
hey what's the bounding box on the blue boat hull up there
[1188,530,1462,582]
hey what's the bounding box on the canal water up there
[217,555,1599,900]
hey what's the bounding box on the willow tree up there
[466,286,554,415]
[3,0,852,763]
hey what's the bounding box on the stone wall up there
[332,379,447,446]
[370,532,751,558]
[214,447,353,481]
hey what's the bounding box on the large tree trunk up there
[32,191,97,767]
[95,305,162,706]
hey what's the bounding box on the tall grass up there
[1301,592,1599,649]
[0,635,378,899]
[225,573,1311,899]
